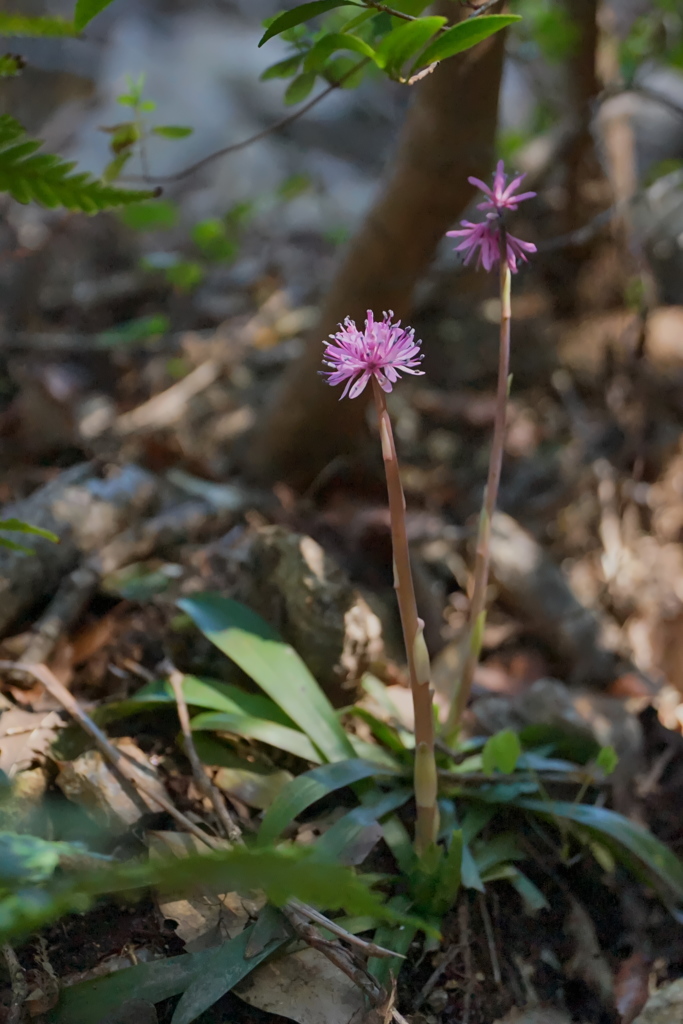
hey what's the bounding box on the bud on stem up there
[413,618,431,686]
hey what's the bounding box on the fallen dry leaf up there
[213,766,293,810]
[615,951,651,1024]
[55,737,168,833]
[632,978,683,1024]
[236,947,366,1024]
[148,830,264,951]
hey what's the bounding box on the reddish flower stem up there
[371,377,438,856]
[446,229,512,737]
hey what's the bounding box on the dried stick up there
[167,666,243,844]
[288,899,401,960]
[446,231,511,737]
[371,378,438,856]
[478,893,501,986]
[459,900,474,1024]
[0,662,222,852]
[280,903,386,1006]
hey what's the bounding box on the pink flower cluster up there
[447,160,536,273]
[321,310,424,399]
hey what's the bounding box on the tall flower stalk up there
[321,311,438,856]
[444,162,535,738]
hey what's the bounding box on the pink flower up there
[447,160,536,274]
[321,310,424,400]
[468,160,536,213]
[447,216,536,274]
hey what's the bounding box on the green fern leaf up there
[0,116,156,212]
[0,14,76,37]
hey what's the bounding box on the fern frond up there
[0,116,156,213]
[0,14,76,37]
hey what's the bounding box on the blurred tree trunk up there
[248,2,506,488]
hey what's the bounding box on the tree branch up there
[124,0,509,186]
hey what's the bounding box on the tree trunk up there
[248,2,506,488]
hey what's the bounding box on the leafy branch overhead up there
[0,115,156,212]
[259,0,520,99]
[0,1,117,37]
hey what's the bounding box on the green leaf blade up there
[0,14,76,37]
[259,759,400,846]
[303,31,376,73]
[374,16,447,74]
[0,519,58,542]
[411,14,521,73]
[261,55,303,80]
[191,710,322,764]
[518,799,683,899]
[74,0,116,32]
[284,71,317,105]
[151,125,194,139]
[178,594,356,763]
[259,1,361,47]
[170,924,285,1024]
[482,730,521,775]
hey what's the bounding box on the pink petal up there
[468,176,493,200]
[348,372,371,399]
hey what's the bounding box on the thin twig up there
[167,665,244,844]
[413,943,460,1010]
[123,60,369,185]
[364,1,414,21]
[465,0,504,17]
[2,944,27,1024]
[288,899,402,960]
[446,227,511,736]
[459,901,473,1024]
[0,662,222,852]
[478,893,501,986]
[125,0,512,187]
[280,903,386,1006]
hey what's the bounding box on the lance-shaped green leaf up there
[259,759,400,846]
[0,518,58,541]
[517,798,683,899]
[368,896,418,987]
[51,922,287,1024]
[191,710,321,764]
[74,0,117,31]
[411,14,521,74]
[178,594,356,763]
[313,788,412,863]
[124,674,294,726]
[373,16,447,75]
[261,55,303,81]
[259,1,362,47]
[284,71,318,105]
[2,843,402,946]
[303,31,376,73]
[171,917,287,1024]
[482,729,522,775]
[430,829,463,915]
[0,14,75,36]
